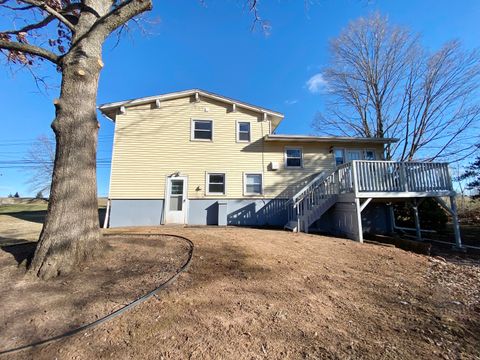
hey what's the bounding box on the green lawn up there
[0,202,48,214]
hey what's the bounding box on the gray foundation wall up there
[109,198,390,238]
[109,198,288,227]
[109,199,164,227]
[188,198,288,227]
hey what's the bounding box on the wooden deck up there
[286,160,462,248]
[337,161,454,198]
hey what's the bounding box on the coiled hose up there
[0,233,194,356]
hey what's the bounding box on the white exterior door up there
[346,150,362,161]
[165,177,188,224]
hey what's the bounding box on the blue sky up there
[1,0,480,196]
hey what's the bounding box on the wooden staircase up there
[285,170,339,233]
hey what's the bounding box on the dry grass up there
[0,204,479,359]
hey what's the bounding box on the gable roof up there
[98,89,285,130]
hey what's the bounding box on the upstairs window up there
[192,120,213,141]
[285,148,303,168]
[237,122,251,142]
[244,173,263,195]
[207,173,225,195]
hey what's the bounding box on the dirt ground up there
[1,225,479,360]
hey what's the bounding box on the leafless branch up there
[0,38,58,63]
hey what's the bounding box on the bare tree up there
[25,135,55,196]
[314,13,480,161]
[0,1,275,279]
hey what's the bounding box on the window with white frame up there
[334,149,345,165]
[285,148,303,168]
[237,122,251,142]
[206,173,225,194]
[192,120,213,141]
[244,173,263,195]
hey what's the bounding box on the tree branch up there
[0,39,58,63]
[18,0,75,30]
[92,0,152,38]
[1,15,55,35]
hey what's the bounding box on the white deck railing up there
[352,161,453,194]
[286,160,453,231]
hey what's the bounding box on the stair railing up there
[287,169,339,232]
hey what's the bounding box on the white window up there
[192,120,213,141]
[285,148,303,168]
[334,149,345,166]
[237,122,251,142]
[364,149,376,160]
[244,173,263,195]
[206,173,225,195]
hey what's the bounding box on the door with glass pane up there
[165,177,188,224]
[346,150,362,161]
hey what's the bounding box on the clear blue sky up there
[1,0,480,197]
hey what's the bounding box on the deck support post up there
[450,196,463,249]
[434,196,463,249]
[354,198,363,243]
[412,199,421,241]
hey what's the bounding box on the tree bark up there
[30,48,105,279]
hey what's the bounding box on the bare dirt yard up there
[0,211,479,359]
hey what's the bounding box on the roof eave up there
[98,89,284,121]
[265,134,398,144]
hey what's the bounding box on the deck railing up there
[286,160,454,232]
[352,161,452,194]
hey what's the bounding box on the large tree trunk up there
[30,49,106,279]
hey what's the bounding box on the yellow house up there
[99,89,461,245]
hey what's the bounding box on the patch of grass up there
[0,203,48,215]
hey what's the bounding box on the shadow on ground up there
[0,242,37,267]
[4,209,106,225]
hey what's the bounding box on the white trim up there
[265,134,398,144]
[205,172,226,196]
[243,172,264,196]
[98,89,284,119]
[191,118,213,142]
[236,120,251,143]
[284,146,304,169]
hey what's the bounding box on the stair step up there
[284,220,298,232]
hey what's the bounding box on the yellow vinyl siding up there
[262,143,384,198]
[109,94,385,199]
[110,96,267,199]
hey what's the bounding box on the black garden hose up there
[0,233,194,356]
